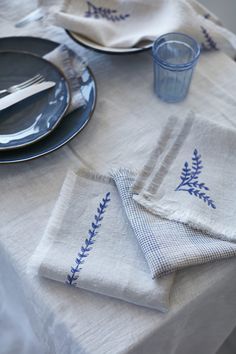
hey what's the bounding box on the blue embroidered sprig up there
[175,149,216,209]
[66,192,111,286]
[204,13,211,19]
[201,26,218,51]
[85,1,130,22]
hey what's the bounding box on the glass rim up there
[152,32,201,69]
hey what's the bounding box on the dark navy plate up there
[66,30,152,54]
[0,51,70,150]
[0,37,96,163]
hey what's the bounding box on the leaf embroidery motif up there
[84,1,130,22]
[66,192,111,286]
[175,149,216,209]
[201,26,218,51]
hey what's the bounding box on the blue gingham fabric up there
[112,169,236,278]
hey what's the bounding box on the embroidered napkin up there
[44,44,87,112]
[29,169,174,312]
[112,169,236,278]
[132,112,236,243]
[55,0,236,58]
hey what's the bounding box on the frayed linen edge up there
[76,167,115,185]
[134,195,236,243]
[27,170,77,277]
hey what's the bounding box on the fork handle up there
[0,89,7,95]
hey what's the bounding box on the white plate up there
[66,30,153,54]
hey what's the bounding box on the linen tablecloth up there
[1,1,236,354]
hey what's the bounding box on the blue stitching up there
[201,26,218,50]
[175,149,216,209]
[84,1,130,22]
[204,13,211,19]
[66,192,111,286]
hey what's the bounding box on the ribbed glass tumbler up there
[152,33,200,103]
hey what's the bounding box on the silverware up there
[0,81,56,111]
[0,74,45,96]
[15,8,45,28]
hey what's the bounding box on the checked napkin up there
[112,169,236,278]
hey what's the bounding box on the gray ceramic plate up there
[0,51,70,150]
[0,37,96,163]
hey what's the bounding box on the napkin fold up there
[29,169,173,312]
[44,44,87,112]
[112,169,236,278]
[55,0,236,58]
[132,112,236,243]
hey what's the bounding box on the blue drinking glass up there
[152,33,201,103]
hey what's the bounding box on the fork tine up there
[0,74,46,96]
[18,75,44,89]
[15,74,44,89]
[14,74,41,88]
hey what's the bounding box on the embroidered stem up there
[201,26,218,51]
[204,13,211,19]
[84,1,130,22]
[66,192,111,286]
[175,149,204,190]
[175,149,216,209]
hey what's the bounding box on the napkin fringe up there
[60,45,86,93]
[44,44,87,112]
[77,168,115,185]
[110,167,136,179]
[134,195,236,243]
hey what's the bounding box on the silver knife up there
[0,81,56,111]
[15,8,45,28]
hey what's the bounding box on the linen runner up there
[2,0,236,352]
[29,169,173,311]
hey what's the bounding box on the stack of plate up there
[0,36,97,164]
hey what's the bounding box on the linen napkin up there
[44,44,87,112]
[29,169,174,312]
[112,169,236,278]
[55,0,236,58]
[132,112,236,243]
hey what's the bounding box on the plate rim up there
[66,29,153,54]
[0,36,97,163]
[0,49,71,151]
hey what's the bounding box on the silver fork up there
[0,74,45,96]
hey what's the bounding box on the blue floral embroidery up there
[84,1,130,22]
[201,26,218,51]
[175,149,216,209]
[204,13,211,19]
[66,192,111,286]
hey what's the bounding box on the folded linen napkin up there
[44,44,87,112]
[132,112,236,243]
[55,0,236,58]
[112,169,236,278]
[29,169,174,312]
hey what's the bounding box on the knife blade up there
[15,8,45,28]
[0,81,56,111]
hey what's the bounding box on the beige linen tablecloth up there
[1,1,236,354]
